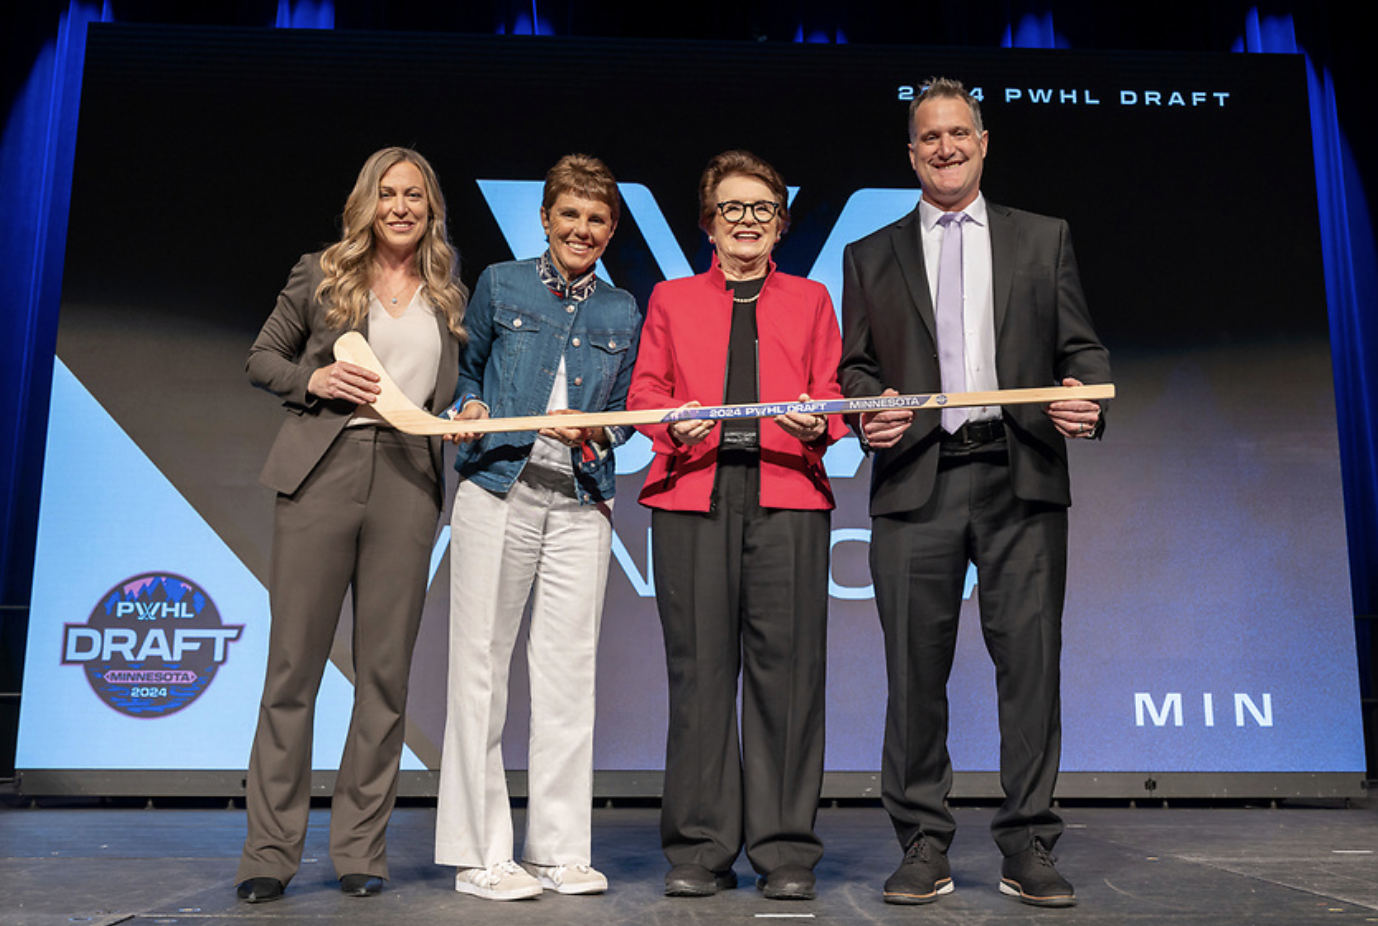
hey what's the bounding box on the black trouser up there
[872,445,1067,858]
[652,453,830,874]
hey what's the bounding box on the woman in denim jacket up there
[434,154,640,901]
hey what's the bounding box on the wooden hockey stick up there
[334,330,1115,436]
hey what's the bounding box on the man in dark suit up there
[840,77,1110,909]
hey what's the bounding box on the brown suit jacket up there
[248,251,460,501]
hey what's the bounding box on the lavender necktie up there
[935,211,969,433]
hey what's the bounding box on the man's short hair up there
[908,77,985,141]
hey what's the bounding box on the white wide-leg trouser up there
[435,471,612,868]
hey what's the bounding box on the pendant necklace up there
[387,278,412,305]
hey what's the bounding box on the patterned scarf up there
[538,250,599,303]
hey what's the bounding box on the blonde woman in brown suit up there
[236,147,467,904]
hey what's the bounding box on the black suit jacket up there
[248,251,461,501]
[840,200,1111,517]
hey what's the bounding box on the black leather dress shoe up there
[339,873,385,896]
[664,863,738,897]
[236,877,284,903]
[756,863,816,900]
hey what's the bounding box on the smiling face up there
[909,95,989,212]
[541,191,615,280]
[709,173,782,280]
[371,160,430,257]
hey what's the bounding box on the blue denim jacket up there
[452,258,641,504]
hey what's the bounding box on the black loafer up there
[339,873,385,896]
[756,863,816,900]
[236,877,284,903]
[665,863,738,897]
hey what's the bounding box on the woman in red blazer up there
[628,150,846,902]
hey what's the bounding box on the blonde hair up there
[317,147,468,341]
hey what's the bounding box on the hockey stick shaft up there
[333,331,1114,437]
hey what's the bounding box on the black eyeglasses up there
[715,200,781,223]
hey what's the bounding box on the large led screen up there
[16,24,1365,792]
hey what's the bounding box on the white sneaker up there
[454,861,543,901]
[522,861,609,895]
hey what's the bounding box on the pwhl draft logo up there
[62,573,243,718]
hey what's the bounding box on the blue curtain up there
[0,1,104,605]
[1236,14,1378,621]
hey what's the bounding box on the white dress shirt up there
[919,194,1000,423]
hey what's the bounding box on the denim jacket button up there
[574,377,584,386]
[512,318,523,327]
[572,337,581,347]
[566,304,576,314]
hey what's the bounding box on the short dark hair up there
[697,149,791,234]
[908,77,985,141]
[543,153,621,226]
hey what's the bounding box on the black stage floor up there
[5,795,1378,925]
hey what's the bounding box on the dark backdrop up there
[3,0,1375,783]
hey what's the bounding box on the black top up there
[721,276,765,448]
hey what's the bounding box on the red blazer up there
[629,257,847,512]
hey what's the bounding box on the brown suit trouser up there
[237,427,439,884]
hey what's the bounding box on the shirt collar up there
[538,250,598,302]
[919,192,988,232]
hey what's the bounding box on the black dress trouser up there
[652,453,830,874]
[872,443,1068,858]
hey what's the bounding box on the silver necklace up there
[379,276,416,306]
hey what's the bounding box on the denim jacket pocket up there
[493,303,544,334]
[581,330,631,411]
[588,327,630,367]
[492,304,544,402]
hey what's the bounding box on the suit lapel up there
[988,201,1017,337]
[891,206,936,342]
